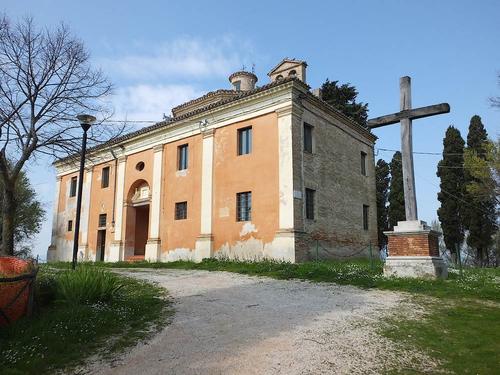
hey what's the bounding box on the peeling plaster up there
[175,169,188,177]
[215,235,294,262]
[239,222,258,237]
[161,248,195,262]
[214,128,228,166]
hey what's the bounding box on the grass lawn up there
[51,258,500,374]
[0,265,171,375]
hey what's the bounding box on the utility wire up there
[65,118,159,124]
[390,157,493,215]
[376,147,487,157]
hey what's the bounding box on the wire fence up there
[302,234,379,271]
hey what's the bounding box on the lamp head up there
[76,114,96,131]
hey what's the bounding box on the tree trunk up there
[1,185,16,256]
[450,251,457,266]
[477,247,485,267]
[496,235,500,267]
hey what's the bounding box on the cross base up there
[383,220,448,279]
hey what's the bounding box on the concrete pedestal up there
[384,220,447,279]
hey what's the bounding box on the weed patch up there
[0,265,171,375]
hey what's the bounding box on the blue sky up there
[3,0,500,260]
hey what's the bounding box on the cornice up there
[152,144,164,152]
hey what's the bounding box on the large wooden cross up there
[367,76,450,221]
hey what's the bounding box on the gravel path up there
[87,269,437,375]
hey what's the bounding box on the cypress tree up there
[388,151,405,229]
[321,79,369,126]
[436,126,465,264]
[464,115,497,266]
[375,159,390,251]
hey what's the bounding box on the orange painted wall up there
[212,112,280,251]
[160,135,202,252]
[87,162,116,260]
[57,112,280,259]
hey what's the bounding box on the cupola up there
[228,71,258,91]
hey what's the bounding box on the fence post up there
[456,244,463,278]
[369,242,374,271]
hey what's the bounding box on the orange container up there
[0,257,37,326]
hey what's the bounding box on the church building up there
[47,58,378,263]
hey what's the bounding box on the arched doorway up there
[123,180,151,260]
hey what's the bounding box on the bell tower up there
[268,58,307,83]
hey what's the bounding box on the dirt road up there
[88,269,435,375]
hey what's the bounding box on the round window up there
[135,161,145,171]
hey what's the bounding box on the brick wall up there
[293,101,378,261]
[387,232,440,257]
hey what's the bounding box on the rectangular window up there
[178,144,188,170]
[305,188,315,220]
[361,151,367,176]
[237,126,252,155]
[363,205,369,230]
[236,192,252,221]
[98,214,107,228]
[70,176,77,197]
[303,123,313,153]
[101,166,110,188]
[67,220,73,232]
[175,202,187,220]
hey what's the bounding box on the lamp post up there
[72,114,96,270]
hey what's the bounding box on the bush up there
[34,268,58,308]
[55,265,124,304]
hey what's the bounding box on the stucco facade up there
[47,59,378,263]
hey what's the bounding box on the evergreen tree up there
[436,126,465,264]
[375,159,390,251]
[388,151,405,229]
[463,115,498,266]
[321,79,369,126]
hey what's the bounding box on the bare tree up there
[491,73,500,108]
[0,16,121,255]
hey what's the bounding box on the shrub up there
[34,268,58,308]
[55,265,124,304]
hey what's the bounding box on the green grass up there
[0,265,171,375]
[383,298,500,375]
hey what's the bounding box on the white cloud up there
[100,37,246,81]
[111,84,202,122]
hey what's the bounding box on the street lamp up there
[72,114,96,270]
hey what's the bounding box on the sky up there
[2,0,500,260]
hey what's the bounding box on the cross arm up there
[367,103,450,129]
